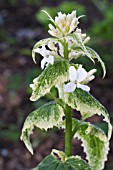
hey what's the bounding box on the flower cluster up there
[64,66,96,92]
[48,11,79,38]
[34,46,54,69]
[34,40,64,69]
[32,10,96,93]
[33,11,91,69]
[75,28,90,44]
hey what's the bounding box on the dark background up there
[0,0,113,169]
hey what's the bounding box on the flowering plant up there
[21,10,112,170]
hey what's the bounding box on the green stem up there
[64,39,68,59]
[65,105,72,157]
[46,93,65,108]
[72,119,83,137]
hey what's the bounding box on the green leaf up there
[20,101,65,154]
[32,38,57,63]
[33,155,59,170]
[66,156,92,170]
[30,60,69,101]
[33,154,92,170]
[85,46,106,77]
[57,85,112,140]
[72,119,109,170]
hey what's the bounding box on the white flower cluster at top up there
[48,11,79,38]
[32,10,96,92]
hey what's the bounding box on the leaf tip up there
[32,50,37,64]
[41,10,54,23]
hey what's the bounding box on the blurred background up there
[0,0,113,169]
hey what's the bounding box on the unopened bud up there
[87,69,96,77]
[83,36,90,44]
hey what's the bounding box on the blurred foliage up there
[8,74,21,90]
[20,48,31,56]
[36,1,86,30]
[0,120,20,141]
[6,0,18,6]
[90,0,113,42]
[3,0,41,6]
[0,129,20,141]
[26,0,41,6]
[88,0,113,77]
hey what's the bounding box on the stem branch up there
[72,119,83,137]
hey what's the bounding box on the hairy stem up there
[65,105,72,157]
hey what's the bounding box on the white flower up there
[64,66,96,92]
[34,46,54,69]
[75,28,90,44]
[48,11,79,38]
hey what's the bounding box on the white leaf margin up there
[73,120,110,170]
[20,101,65,154]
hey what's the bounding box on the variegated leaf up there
[86,46,106,77]
[56,84,112,140]
[20,101,65,154]
[30,60,69,101]
[72,119,109,170]
[32,38,57,63]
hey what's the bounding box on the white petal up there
[75,28,81,33]
[59,42,64,57]
[87,69,96,77]
[46,55,54,65]
[87,75,95,82]
[48,24,56,31]
[77,83,90,92]
[48,30,57,37]
[81,33,86,39]
[77,66,88,82]
[69,18,78,33]
[69,66,77,82]
[41,58,46,69]
[69,51,76,58]
[58,12,63,18]
[71,11,76,18]
[29,84,34,89]
[64,82,76,92]
[48,41,55,50]
[83,36,90,44]
[36,46,48,57]
[55,17,60,24]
